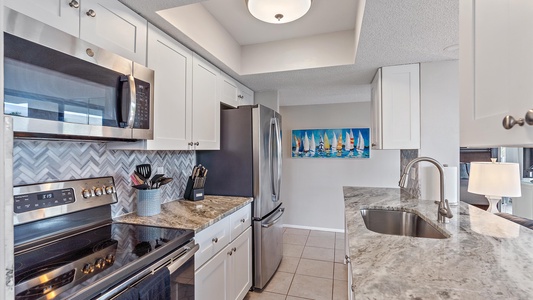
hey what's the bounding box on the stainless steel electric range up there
[13,177,198,300]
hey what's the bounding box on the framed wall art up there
[291,128,370,159]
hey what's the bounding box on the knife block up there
[184,176,204,201]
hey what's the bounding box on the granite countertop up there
[344,186,533,300]
[114,195,253,233]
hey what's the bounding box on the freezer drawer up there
[253,206,284,289]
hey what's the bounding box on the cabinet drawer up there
[195,217,230,269]
[229,204,252,241]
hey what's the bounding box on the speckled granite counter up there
[344,186,533,300]
[114,195,253,233]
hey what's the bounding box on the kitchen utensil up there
[136,164,152,182]
[150,174,165,188]
[158,177,173,188]
[134,170,147,184]
[132,183,150,190]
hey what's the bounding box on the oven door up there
[97,242,198,300]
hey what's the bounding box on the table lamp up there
[467,159,521,213]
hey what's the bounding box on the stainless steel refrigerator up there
[197,104,284,290]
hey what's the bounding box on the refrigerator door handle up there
[261,208,285,228]
[269,118,277,202]
[274,117,282,202]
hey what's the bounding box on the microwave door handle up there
[126,74,137,128]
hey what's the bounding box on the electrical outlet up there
[157,167,164,174]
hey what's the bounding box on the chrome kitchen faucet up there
[399,157,453,223]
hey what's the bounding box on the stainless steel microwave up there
[3,10,154,141]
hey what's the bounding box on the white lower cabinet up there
[195,205,252,300]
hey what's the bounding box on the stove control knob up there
[105,186,115,194]
[94,187,103,197]
[95,258,105,269]
[82,263,94,274]
[105,254,115,264]
[82,189,92,199]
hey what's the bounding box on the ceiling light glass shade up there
[246,0,312,24]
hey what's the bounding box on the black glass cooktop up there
[14,223,194,299]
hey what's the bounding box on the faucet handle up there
[442,199,453,219]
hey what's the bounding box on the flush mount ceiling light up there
[246,0,312,24]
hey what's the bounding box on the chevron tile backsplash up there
[13,140,195,218]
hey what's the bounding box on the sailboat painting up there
[291,128,370,159]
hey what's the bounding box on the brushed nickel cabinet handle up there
[86,9,96,17]
[212,237,218,243]
[194,142,200,146]
[502,115,524,129]
[525,109,533,126]
[69,0,79,8]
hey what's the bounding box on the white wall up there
[255,90,279,112]
[419,61,460,200]
[280,103,400,231]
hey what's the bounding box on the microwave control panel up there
[134,79,150,130]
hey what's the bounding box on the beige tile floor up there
[244,228,348,300]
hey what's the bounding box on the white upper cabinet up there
[237,82,254,106]
[5,0,147,65]
[145,24,192,150]
[460,0,533,147]
[79,0,147,65]
[218,73,254,108]
[5,0,80,37]
[218,72,240,108]
[192,54,220,150]
[371,64,420,149]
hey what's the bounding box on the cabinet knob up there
[194,142,200,146]
[232,247,237,252]
[228,250,233,256]
[238,95,244,99]
[69,0,80,8]
[212,237,218,243]
[188,142,194,146]
[371,143,376,147]
[86,9,96,17]
[240,218,246,223]
[502,115,525,129]
[525,109,533,126]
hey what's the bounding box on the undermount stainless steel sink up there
[360,209,450,239]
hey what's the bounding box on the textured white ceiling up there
[200,0,357,46]
[120,0,459,106]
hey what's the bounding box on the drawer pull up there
[232,247,237,252]
[240,218,246,223]
[212,237,218,243]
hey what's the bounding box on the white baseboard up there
[283,223,344,233]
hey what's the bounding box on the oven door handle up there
[167,243,199,274]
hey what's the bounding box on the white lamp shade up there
[246,0,312,24]
[468,162,521,197]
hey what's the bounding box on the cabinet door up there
[80,0,147,65]
[370,68,382,149]
[146,24,192,150]
[5,0,80,37]
[460,0,533,147]
[237,83,254,106]
[381,64,420,149]
[219,72,239,108]
[192,54,220,150]
[195,245,229,300]
[228,227,252,300]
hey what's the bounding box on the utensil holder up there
[136,189,161,216]
[184,176,204,201]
